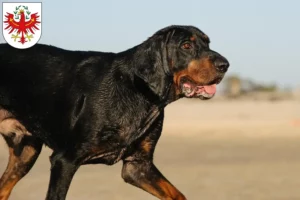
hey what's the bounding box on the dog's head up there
[135,25,229,101]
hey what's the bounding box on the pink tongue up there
[203,84,217,94]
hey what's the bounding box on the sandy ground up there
[1,99,300,200]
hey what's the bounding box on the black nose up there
[214,57,229,73]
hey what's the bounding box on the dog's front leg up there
[122,160,186,200]
[121,112,186,200]
[46,152,80,200]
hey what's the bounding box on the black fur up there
[0,25,229,200]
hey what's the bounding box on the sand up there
[0,99,300,200]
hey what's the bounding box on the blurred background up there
[1,0,300,199]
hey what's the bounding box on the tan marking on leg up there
[0,147,18,200]
[0,117,31,144]
[0,118,30,135]
[139,179,186,200]
[0,137,42,200]
[140,182,161,198]
[157,179,187,200]
[0,109,13,122]
[140,139,152,154]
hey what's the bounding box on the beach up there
[1,99,299,200]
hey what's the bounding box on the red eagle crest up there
[4,9,40,44]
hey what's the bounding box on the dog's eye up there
[181,42,192,50]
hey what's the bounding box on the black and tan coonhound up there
[0,25,229,200]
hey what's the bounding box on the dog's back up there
[0,44,116,146]
[0,43,76,108]
[0,44,75,140]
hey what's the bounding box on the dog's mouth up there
[180,76,223,100]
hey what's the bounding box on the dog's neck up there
[114,42,179,106]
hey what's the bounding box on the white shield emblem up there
[2,2,42,49]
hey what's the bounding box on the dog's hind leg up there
[0,134,43,200]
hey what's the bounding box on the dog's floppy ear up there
[134,31,174,99]
[135,54,169,99]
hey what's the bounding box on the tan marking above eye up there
[182,43,192,49]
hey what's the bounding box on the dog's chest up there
[83,109,162,165]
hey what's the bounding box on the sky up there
[1,0,299,88]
